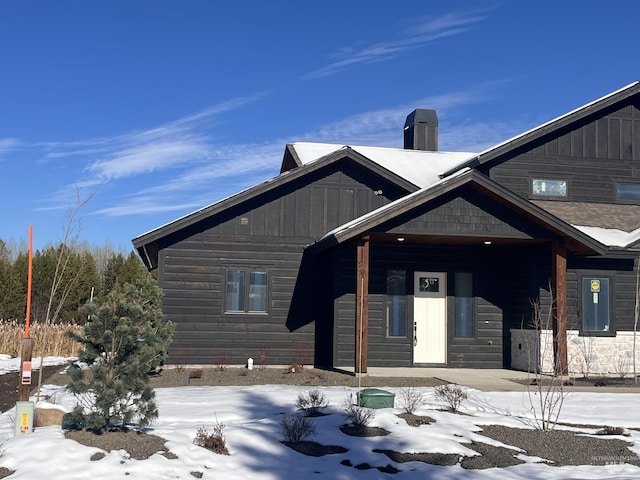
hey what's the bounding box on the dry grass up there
[0,319,82,357]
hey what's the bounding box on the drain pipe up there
[358,277,364,399]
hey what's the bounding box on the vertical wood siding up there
[158,158,409,366]
[486,101,640,203]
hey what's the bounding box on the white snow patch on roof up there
[574,224,640,247]
[291,142,476,188]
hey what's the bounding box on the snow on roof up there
[291,142,476,188]
[573,225,640,248]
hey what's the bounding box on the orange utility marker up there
[17,226,35,435]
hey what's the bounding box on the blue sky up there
[1,1,639,252]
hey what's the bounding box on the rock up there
[35,407,66,427]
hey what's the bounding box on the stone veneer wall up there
[511,329,640,376]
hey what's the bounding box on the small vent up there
[240,217,249,225]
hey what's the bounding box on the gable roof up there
[442,81,640,177]
[132,145,428,269]
[283,142,476,189]
[134,82,640,269]
[308,169,609,256]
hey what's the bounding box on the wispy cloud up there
[0,138,21,159]
[303,11,486,80]
[35,93,267,211]
[38,81,521,225]
[298,88,491,148]
[91,195,203,218]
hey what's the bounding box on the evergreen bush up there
[65,275,174,432]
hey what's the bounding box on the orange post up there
[19,226,34,402]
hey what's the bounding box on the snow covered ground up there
[1,356,640,479]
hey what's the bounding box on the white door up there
[413,272,447,364]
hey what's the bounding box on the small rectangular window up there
[532,179,567,197]
[581,277,610,333]
[387,270,407,337]
[226,270,268,313]
[454,272,473,337]
[616,183,640,200]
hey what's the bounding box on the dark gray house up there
[133,81,640,374]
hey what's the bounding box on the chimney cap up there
[404,109,438,128]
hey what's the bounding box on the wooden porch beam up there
[552,240,568,375]
[355,237,370,374]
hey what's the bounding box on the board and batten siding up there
[486,102,640,203]
[158,157,410,366]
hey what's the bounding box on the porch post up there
[355,237,370,374]
[552,240,568,375]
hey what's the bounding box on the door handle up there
[414,321,417,347]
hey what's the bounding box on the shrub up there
[65,277,174,432]
[194,422,229,455]
[340,398,375,427]
[216,350,229,371]
[280,413,316,443]
[434,384,468,413]
[295,389,329,417]
[398,387,425,414]
[598,425,628,436]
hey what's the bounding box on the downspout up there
[358,277,364,393]
[634,256,639,383]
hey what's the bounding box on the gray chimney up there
[404,109,438,151]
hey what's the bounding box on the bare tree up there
[525,288,568,431]
[35,191,93,400]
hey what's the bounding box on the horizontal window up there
[226,269,268,313]
[532,178,567,198]
[616,183,640,201]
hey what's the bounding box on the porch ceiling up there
[367,231,548,248]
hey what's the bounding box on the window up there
[532,178,567,198]
[581,277,610,333]
[226,270,268,313]
[454,272,473,337]
[616,183,640,201]
[386,270,407,337]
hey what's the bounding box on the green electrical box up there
[357,388,395,409]
[15,401,34,435]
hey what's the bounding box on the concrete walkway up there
[358,367,640,393]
